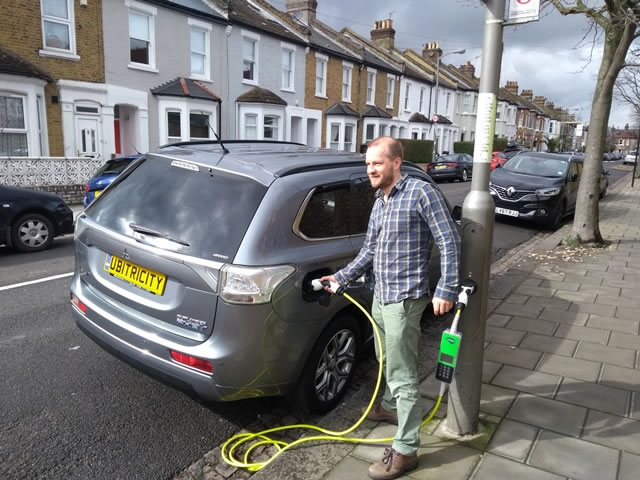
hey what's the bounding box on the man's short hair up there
[369,136,404,162]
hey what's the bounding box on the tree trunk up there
[568,22,637,245]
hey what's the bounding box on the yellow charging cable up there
[220,291,448,472]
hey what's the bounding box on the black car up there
[0,185,74,252]
[490,152,586,229]
[426,153,473,182]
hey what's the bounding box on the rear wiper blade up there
[129,223,190,247]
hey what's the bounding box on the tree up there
[544,136,563,152]
[549,0,640,245]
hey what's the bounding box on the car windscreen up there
[85,156,268,260]
[95,158,136,176]
[436,154,459,163]
[502,155,568,178]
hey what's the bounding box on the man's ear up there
[394,156,402,169]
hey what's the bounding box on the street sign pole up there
[445,0,505,435]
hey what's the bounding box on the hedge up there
[363,139,434,165]
[453,141,474,155]
[493,137,508,152]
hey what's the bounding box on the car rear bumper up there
[427,170,461,180]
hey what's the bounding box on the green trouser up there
[372,294,429,456]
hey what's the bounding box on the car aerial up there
[70,141,452,413]
[0,184,74,252]
[426,153,473,182]
[624,151,638,165]
[490,151,508,170]
[83,154,141,208]
[490,152,601,229]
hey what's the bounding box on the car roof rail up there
[157,140,305,149]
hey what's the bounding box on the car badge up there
[122,248,130,260]
[506,186,516,198]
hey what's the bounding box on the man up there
[320,136,460,480]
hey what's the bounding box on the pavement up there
[166,170,640,480]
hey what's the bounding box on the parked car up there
[490,152,596,229]
[426,153,473,182]
[624,151,638,165]
[0,184,74,252]
[490,151,508,170]
[83,155,141,207]
[70,141,453,413]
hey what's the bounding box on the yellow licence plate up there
[94,190,103,198]
[435,165,447,170]
[104,254,167,295]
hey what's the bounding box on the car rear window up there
[85,156,268,260]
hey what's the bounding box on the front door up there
[77,117,100,157]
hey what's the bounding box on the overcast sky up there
[268,0,637,127]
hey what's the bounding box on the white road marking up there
[0,272,74,292]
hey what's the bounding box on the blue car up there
[83,155,140,208]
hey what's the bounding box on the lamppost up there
[433,48,465,158]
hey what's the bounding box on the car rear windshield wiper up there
[129,223,190,247]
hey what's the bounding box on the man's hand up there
[318,275,338,293]
[432,297,454,316]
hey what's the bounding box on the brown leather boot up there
[368,448,418,479]
[363,404,398,425]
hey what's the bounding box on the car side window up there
[351,177,376,235]
[298,183,351,239]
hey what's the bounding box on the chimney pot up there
[370,17,395,50]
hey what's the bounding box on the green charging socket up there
[435,330,462,383]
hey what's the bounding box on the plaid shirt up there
[334,175,460,304]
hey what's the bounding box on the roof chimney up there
[533,95,546,108]
[504,80,518,96]
[285,0,317,24]
[458,61,475,78]
[422,42,442,62]
[370,19,395,51]
[521,89,533,101]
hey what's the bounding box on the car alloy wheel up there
[461,169,468,182]
[12,214,54,252]
[314,328,357,402]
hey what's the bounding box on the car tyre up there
[547,201,566,231]
[600,187,607,199]
[295,313,361,413]
[461,169,468,182]
[11,213,54,252]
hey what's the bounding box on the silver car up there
[70,141,446,412]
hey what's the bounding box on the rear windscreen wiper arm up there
[129,223,190,247]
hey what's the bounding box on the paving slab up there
[505,316,558,336]
[492,365,561,399]
[507,393,587,437]
[479,383,518,417]
[514,285,556,297]
[574,342,636,368]
[563,274,603,286]
[569,301,617,317]
[485,326,526,347]
[587,315,639,334]
[617,306,640,321]
[539,308,588,325]
[494,302,544,319]
[472,453,564,480]
[554,290,598,304]
[519,333,578,357]
[528,430,619,480]
[553,323,610,345]
[524,295,572,311]
[536,353,601,382]
[530,271,566,281]
[597,294,640,309]
[521,278,543,287]
[323,455,412,480]
[608,331,640,351]
[486,313,511,327]
[582,410,640,455]
[482,360,502,383]
[486,419,538,461]
[619,451,640,480]
[538,279,580,291]
[504,294,529,304]
[578,283,621,297]
[620,287,640,298]
[555,377,629,416]
[600,364,640,393]
[483,344,542,370]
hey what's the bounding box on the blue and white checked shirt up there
[334,175,460,304]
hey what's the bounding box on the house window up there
[366,70,376,104]
[404,83,411,111]
[167,111,181,143]
[129,10,153,66]
[245,114,258,139]
[342,64,352,102]
[41,0,74,53]
[329,123,340,149]
[412,131,418,140]
[315,55,327,97]
[463,94,471,113]
[0,95,28,156]
[419,88,425,113]
[365,124,375,142]
[379,125,387,137]
[243,37,257,82]
[190,113,209,139]
[281,47,294,91]
[190,28,208,78]
[446,93,451,114]
[344,124,354,152]
[386,76,394,108]
[264,115,279,140]
[472,94,477,113]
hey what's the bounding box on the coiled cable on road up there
[220,291,445,472]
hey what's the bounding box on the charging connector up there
[311,279,344,295]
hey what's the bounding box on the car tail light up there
[447,163,458,167]
[219,264,295,304]
[71,294,88,314]
[84,183,90,192]
[170,351,213,373]
[427,164,433,170]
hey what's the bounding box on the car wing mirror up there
[452,205,462,226]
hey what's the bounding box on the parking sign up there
[505,0,540,24]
